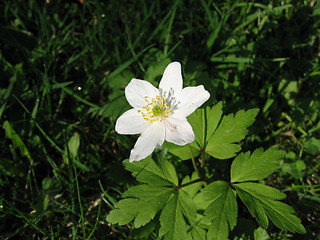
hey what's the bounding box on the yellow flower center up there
[138,96,171,123]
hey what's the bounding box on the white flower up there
[115,62,210,162]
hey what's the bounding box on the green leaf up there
[107,158,181,229]
[159,190,197,240]
[159,193,187,240]
[179,189,197,225]
[106,198,140,225]
[144,57,172,83]
[188,224,207,240]
[108,70,134,90]
[124,157,178,186]
[193,191,213,211]
[129,220,157,239]
[188,103,223,147]
[303,137,320,155]
[164,141,200,160]
[98,92,129,119]
[107,184,173,228]
[280,160,306,179]
[234,182,306,234]
[235,182,286,200]
[62,132,91,171]
[206,103,224,139]
[68,132,80,159]
[254,227,270,240]
[231,147,286,182]
[206,108,259,159]
[72,159,92,172]
[2,120,34,165]
[181,171,204,198]
[202,181,238,240]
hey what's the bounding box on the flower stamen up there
[138,95,171,123]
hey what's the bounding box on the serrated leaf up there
[234,182,306,234]
[235,182,286,200]
[235,185,269,228]
[231,147,285,182]
[107,184,173,228]
[159,193,188,240]
[106,198,140,225]
[179,190,197,224]
[188,103,223,147]
[159,190,197,240]
[166,103,223,160]
[206,108,259,159]
[124,157,178,186]
[202,181,238,240]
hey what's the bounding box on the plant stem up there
[176,178,207,190]
[188,144,200,177]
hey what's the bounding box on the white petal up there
[175,85,210,117]
[164,116,195,145]
[115,109,149,135]
[125,78,159,108]
[129,122,165,162]
[159,62,183,96]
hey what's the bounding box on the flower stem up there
[188,144,200,177]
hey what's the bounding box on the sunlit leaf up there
[159,189,197,240]
[124,157,178,186]
[188,103,223,147]
[206,108,259,159]
[159,193,187,240]
[234,182,306,234]
[107,184,173,228]
[202,181,237,240]
[231,147,285,182]
[188,224,207,240]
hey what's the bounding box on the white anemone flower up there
[115,62,210,162]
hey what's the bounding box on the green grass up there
[0,0,319,239]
